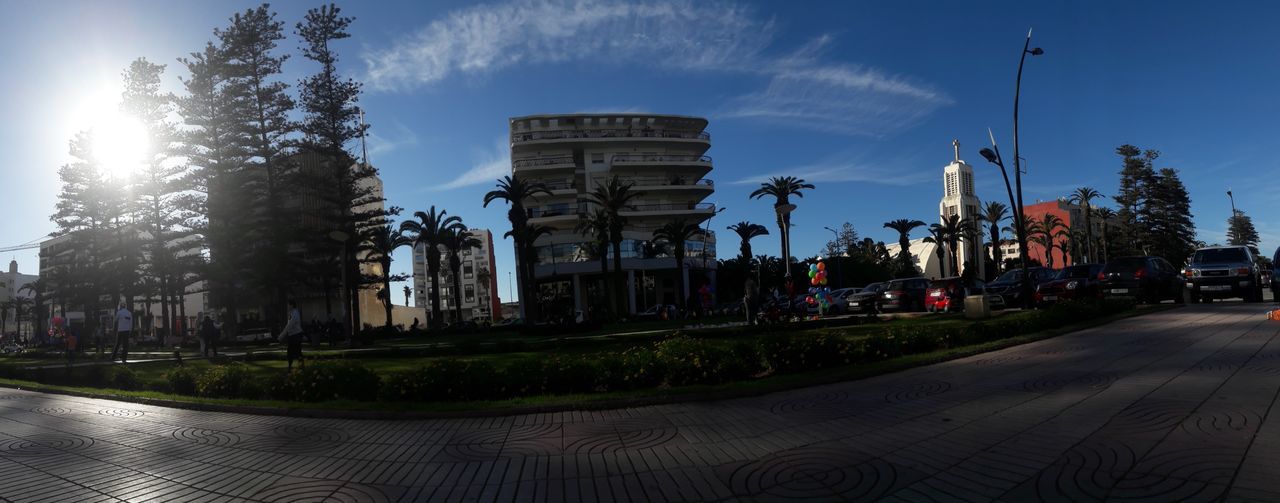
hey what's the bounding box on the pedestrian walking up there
[281,300,304,370]
[200,315,219,358]
[109,303,133,363]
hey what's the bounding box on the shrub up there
[541,356,600,394]
[653,335,731,386]
[109,366,140,391]
[598,347,664,391]
[287,361,381,402]
[163,367,198,395]
[382,359,499,402]
[759,333,855,374]
[499,358,549,396]
[196,363,258,399]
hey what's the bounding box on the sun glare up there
[90,111,149,178]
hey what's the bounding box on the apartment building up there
[412,228,501,322]
[508,113,717,318]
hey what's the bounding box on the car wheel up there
[1203,296,1213,304]
[1175,290,1186,304]
[1185,290,1199,304]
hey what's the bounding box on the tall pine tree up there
[1227,210,1260,248]
[1145,168,1197,267]
[121,58,187,337]
[50,132,120,336]
[218,4,297,325]
[296,4,396,336]
[177,41,253,334]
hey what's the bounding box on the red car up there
[925,277,970,313]
[1034,264,1105,307]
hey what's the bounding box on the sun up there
[90,110,149,178]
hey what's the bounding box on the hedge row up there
[148,299,1131,402]
[1,299,1133,404]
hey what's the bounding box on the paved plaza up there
[0,303,1278,501]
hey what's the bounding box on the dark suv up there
[880,277,930,312]
[986,267,1056,308]
[1099,256,1184,304]
[1182,246,1264,303]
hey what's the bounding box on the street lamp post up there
[823,226,842,288]
[328,230,351,344]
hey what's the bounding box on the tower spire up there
[952,139,961,162]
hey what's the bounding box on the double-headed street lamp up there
[978,28,1043,309]
[823,226,842,288]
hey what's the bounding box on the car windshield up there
[1192,248,1248,264]
[863,283,884,292]
[993,270,1021,283]
[1056,266,1096,280]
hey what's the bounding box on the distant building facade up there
[508,113,718,318]
[412,229,501,322]
[998,199,1120,269]
[0,259,39,336]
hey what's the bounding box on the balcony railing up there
[538,180,576,190]
[512,156,575,169]
[619,176,713,188]
[623,202,715,212]
[512,129,710,144]
[611,154,712,164]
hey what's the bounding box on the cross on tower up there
[952,139,960,162]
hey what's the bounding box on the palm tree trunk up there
[453,266,464,323]
[611,238,625,315]
[428,253,443,327]
[383,264,393,329]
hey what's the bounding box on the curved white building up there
[509,113,717,317]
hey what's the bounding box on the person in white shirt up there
[111,303,133,363]
[281,300,305,370]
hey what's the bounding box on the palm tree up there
[922,224,950,277]
[584,176,643,314]
[1069,187,1103,263]
[978,202,1010,274]
[1040,213,1066,268]
[750,176,815,275]
[0,300,11,338]
[576,209,614,314]
[442,225,482,323]
[504,221,554,319]
[399,206,462,327]
[10,297,31,339]
[1093,207,1117,263]
[359,225,411,328]
[883,219,926,275]
[935,215,974,277]
[727,221,769,261]
[653,219,707,310]
[483,176,551,321]
[18,280,45,340]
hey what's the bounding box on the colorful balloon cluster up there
[805,260,836,313]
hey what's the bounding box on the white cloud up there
[433,138,511,191]
[366,120,419,158]
[363,0,950,136]
[729,157,933,187]
[363,0,773,91]
[720,64,952,136]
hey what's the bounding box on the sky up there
[1,0,1278,304]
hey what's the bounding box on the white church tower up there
[938,140,983,278]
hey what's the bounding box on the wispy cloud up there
[363,0,950,136]
[366,120,419,158]
[729,151,933,187]
[433,138,511,191]
[721,64,952,136]
[363,0,773,91]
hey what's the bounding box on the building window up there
[962,172,974,196]
[465,285,475,303]
[591,153,604,164]
[945,173,958,197]
[464,262,474,279]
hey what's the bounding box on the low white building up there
[884,238,944,279]
[0,259,39,336]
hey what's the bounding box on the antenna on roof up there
[359,108,369,167]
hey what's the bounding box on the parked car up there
[636,304,678,321]
[986,267,1056,308]
[924,277,989,313]
[847,282,886,314]
[1034,263,1105,307]
[1099,256,1184,304]
[1181,246,1264,303]
[806,287,860,315]
[880,277,930,312]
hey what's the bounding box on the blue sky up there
[1,0,1277,303]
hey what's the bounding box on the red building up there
[997,199,1115,269]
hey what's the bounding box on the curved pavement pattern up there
[2,304,1280,501]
